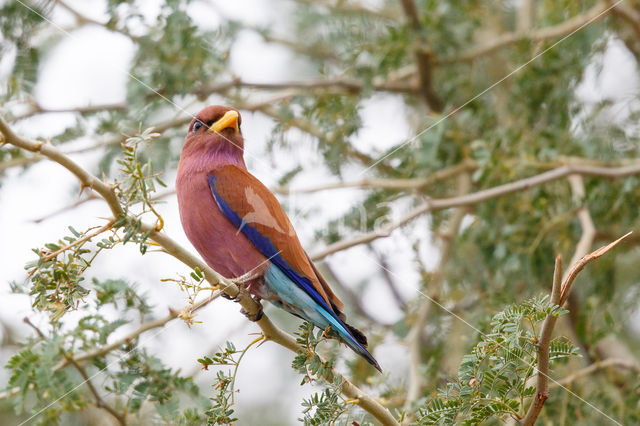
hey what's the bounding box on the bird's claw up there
[221,291,243,302]
[240,304,263,322]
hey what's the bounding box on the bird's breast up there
[176,170,267,280]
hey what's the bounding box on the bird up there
[176,105,381,372]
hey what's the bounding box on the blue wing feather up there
[208,175,341,319]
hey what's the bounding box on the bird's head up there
[181,105,245,165]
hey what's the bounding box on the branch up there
[563,175,596,361]
[32,160,472,224]
[0,116,192,172]
[608,0,640,40]
[0,293,221,402]
[56,0,140,41]
[0,116,399,426]
[437,1,609,64]
[274,160,475,194]
[291,0,400,20]
[552,358,640,387]
[311,163,640,259]
[62,292,221,369]
[65,356,126,425]
[40,221,114,263]
[520,256,563,426]
[196,76,416,99]
[9,101,127,122]
[368,246,407,310]
[399,0,443,111]
[559,232,631,306]
[522,233,629,425]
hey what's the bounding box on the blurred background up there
[1,0,639,424]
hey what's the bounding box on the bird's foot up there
[240,302,263,322]
[221,291,243,302]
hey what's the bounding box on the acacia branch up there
[56,0,140,41]
[32,160,472,223]
[291,0,400,20]
[437,1,609,64]
[521,256,563,426]
[40,221,115,263]
[399,0,443,111]
[563,175,596,360]
[311,163,640,260]
[65,356,126,425]
[559,232,631,305]
[521,233,629,425]
[0,293,221,402]
[197,76,415,99]
[368,246,407,310]
[0,116,399,426]
[608,0,640,39]
[9,101,128,122]
[552,358,640,387]
[0,116,192,172]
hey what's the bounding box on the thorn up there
[322,326,331,339]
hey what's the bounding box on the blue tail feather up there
[264,265,381,371]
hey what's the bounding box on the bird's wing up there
[206,165,342,316]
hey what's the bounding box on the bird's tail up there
[316,308,382,372]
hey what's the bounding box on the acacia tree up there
[1,0,639,425]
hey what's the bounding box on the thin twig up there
[56,0,139,41]
[23,317,46,339]
[559,232,631,305]
[0,293,221,402]
[368,246,407,310]
[64,355,126,425]
[39,220,114,263]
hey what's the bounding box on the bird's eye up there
[193,121,204,132]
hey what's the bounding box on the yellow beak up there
[209,110,240,133]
